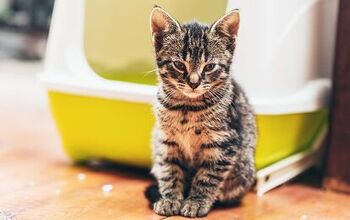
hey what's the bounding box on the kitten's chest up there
[161,110,210,160]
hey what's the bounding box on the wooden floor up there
[1,61,350,220]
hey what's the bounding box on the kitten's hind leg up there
[217,156,256,205]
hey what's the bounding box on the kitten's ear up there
[210,9,240,39]
[150,6,180,35]
[150,6,180,50]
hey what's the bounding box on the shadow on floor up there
[75,159,152,180]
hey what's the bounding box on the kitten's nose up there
[188,74,201,89]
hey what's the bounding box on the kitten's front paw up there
[180,199,211,218]
[153,198,182,216]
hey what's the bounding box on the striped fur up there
[149,6,257,218]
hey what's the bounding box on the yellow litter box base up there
[48,91,328,169]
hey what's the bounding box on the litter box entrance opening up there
[83,0,227,85]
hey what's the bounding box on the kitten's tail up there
[144,184,161,205]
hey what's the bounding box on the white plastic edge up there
[251,79,331,114]
[38,71,331,115]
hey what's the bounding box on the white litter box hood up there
[229,0,338,100]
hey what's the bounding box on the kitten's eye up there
[173,61,186,71]
[203,63,216,72]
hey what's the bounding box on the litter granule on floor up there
[77,173,87,181]
[102,184,113,193]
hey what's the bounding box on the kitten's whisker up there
[141,69,157,78]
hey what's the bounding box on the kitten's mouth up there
[182,89,204,98]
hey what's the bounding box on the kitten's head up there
[150,6,239,99]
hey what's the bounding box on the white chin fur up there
[182,91,203,98]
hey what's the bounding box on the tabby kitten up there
[148,6,257,218]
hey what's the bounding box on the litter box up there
[39,0,339,194]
